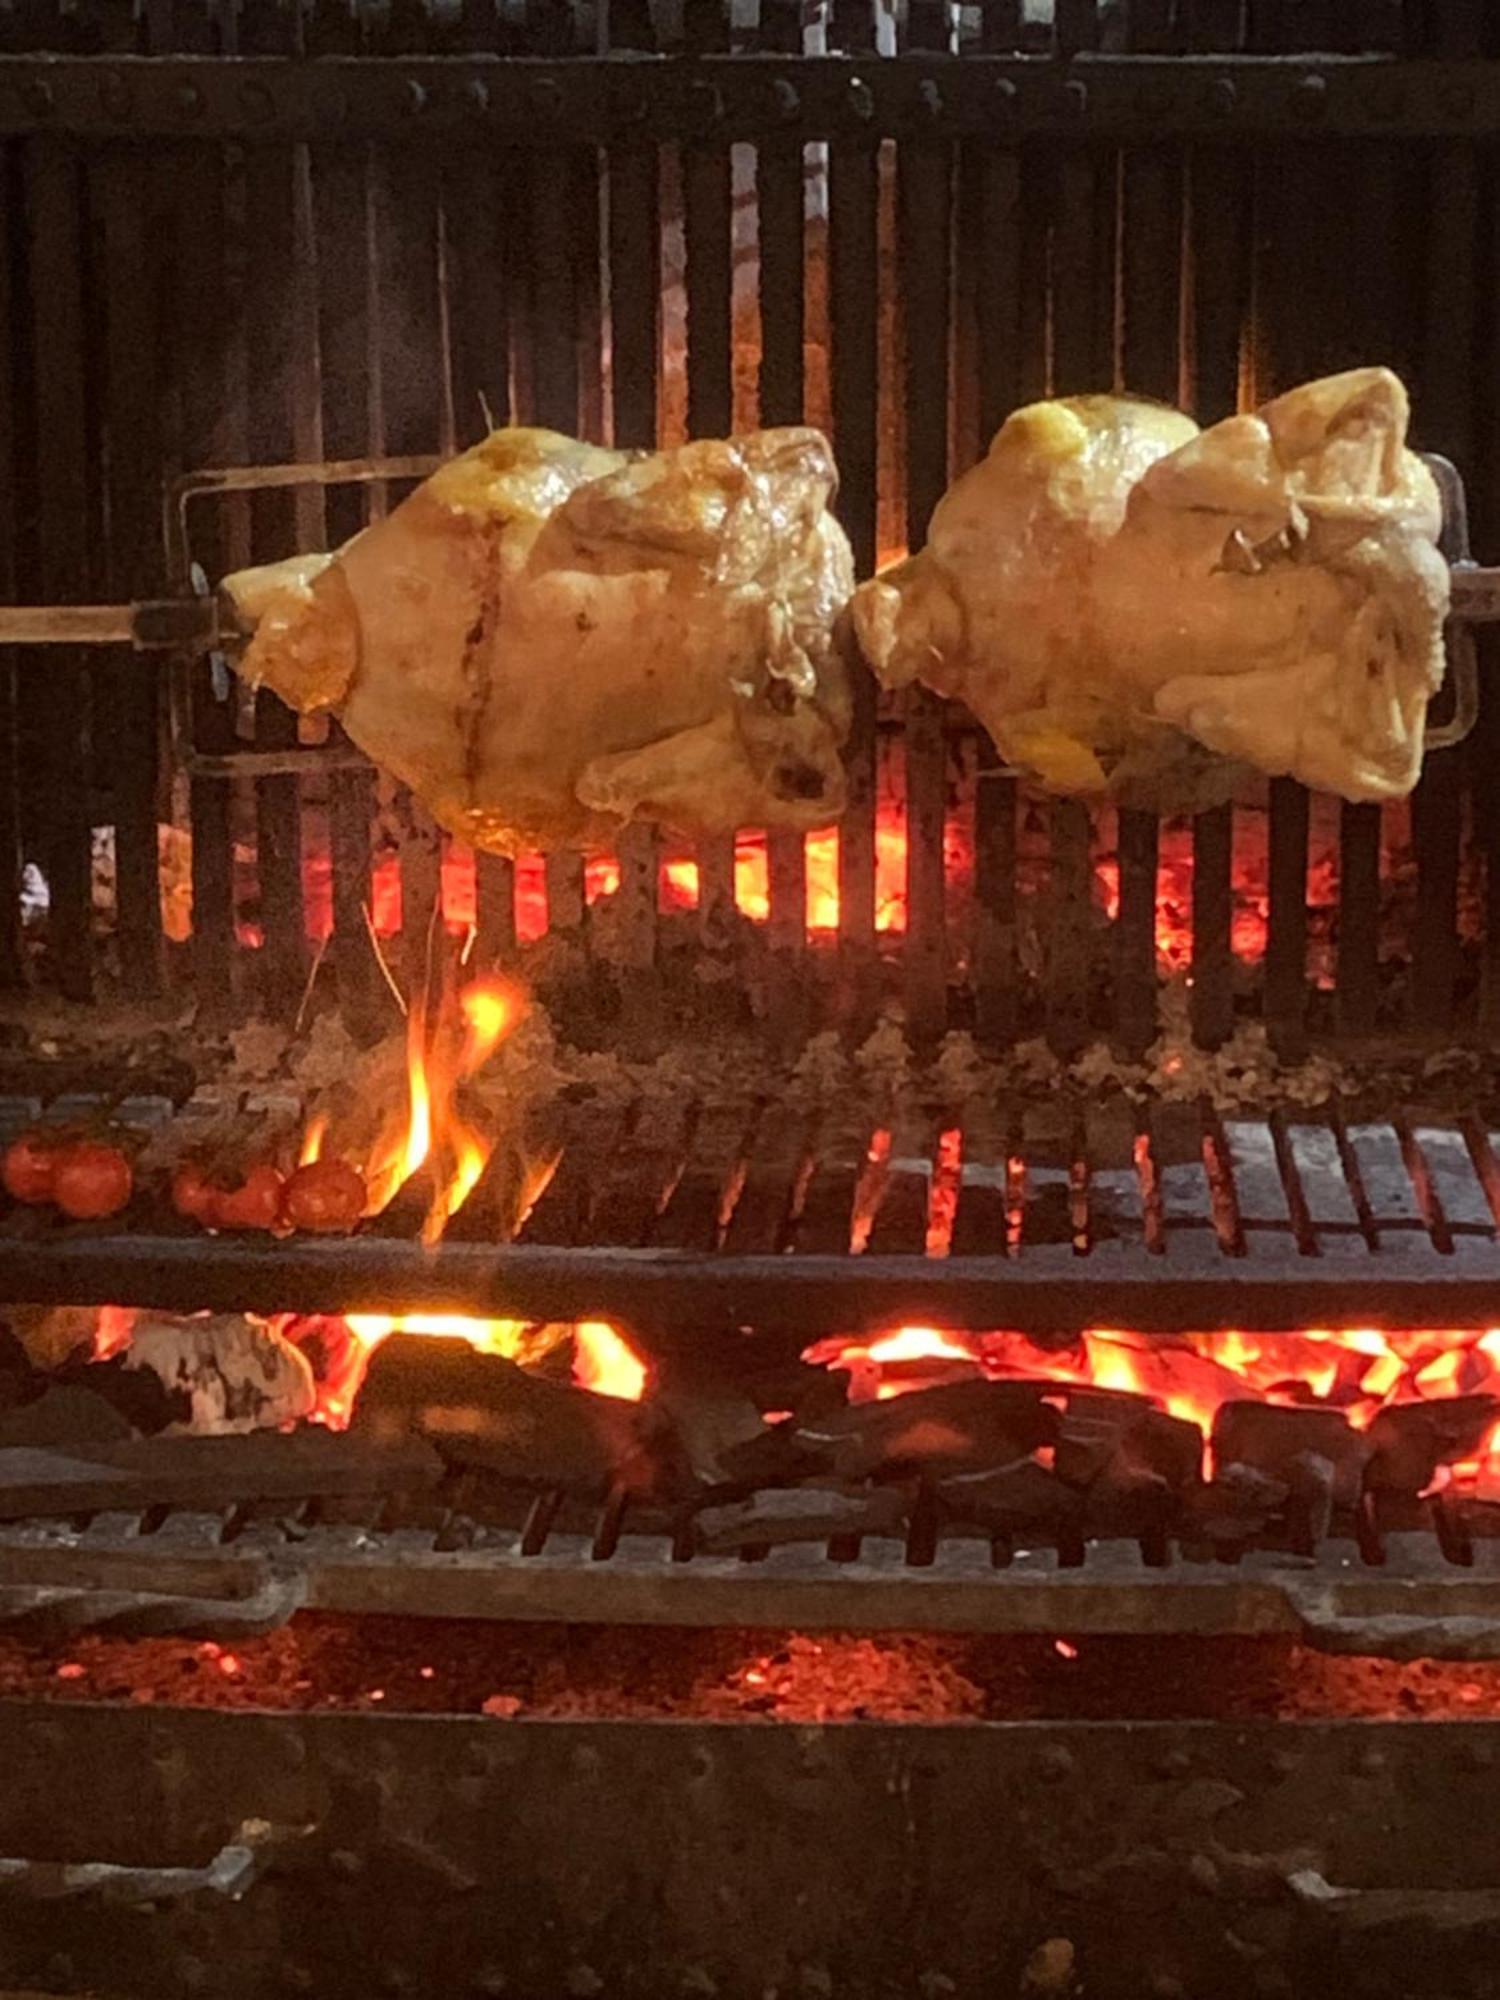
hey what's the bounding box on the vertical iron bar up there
[683,1,736,950]
[828,0,879,1016]
[26,140,93,1002]
[96,147,163,998]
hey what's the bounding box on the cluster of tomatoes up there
[0,1126,368,1235]
[1,1130,135,1219]
[171,1154,368,1236]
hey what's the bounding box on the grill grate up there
[1,1084,1500,1334]
[4,1502,1500,1656]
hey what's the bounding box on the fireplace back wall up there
[0,0,1496,1065]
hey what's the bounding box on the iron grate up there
[0,1086,1498,1335]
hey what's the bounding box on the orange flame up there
[572,1320,650,1401]
[301,1312,649,1425]
[359,972,527,1234]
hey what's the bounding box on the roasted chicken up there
[849,368,1449,808]
[224,427,854,853]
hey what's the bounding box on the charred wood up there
[351,1332,669,1499]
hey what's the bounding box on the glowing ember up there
[806,1324,1500,1484]
[93,1304,137,1359]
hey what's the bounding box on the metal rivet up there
[917,78,943,120]
[530,74,562,117]
[771,76,800,121]
[1268,1748,1299,1779]
[992,77,1018,114]
[465,77,489,113]
[1210,75,1237,116]
[1464,1740,1496,1771]
[689,1743,714,1780]
[1291,72,1327,120]
[329,1848,364,1880]
[570,1743,602,1781]
[1157,1748,1191,1778]
[404,78,428,114]
[462,1739,494,1776]
[680,1970,719,1998]
[472,1970,508,1997]
[1038,1744,1074,1782]
[174,81,204,117]
[281,1967,315,1994]
[565,1968,604,1999]
[846,75,874,121]
[1355,1746,1387,1777]
[20,78,55,117]
[1059,77,1089,118]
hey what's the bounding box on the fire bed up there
[3,1,1500,1996]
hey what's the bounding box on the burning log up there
[694,1483,909,1554]
[723,1380,1060,1487]
[1364,1396,1500,1496]
[351,1332,667,1498]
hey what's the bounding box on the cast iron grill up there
[1,1080,1500,1332]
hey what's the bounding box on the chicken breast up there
[849,369,1449,808]
[223,426,854,853]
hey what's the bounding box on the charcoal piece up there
[1182,1462,1289,1546]
[716,1416,816,1490]
[655,1383,774,1492]
[738,1380,1060,1485]
[351,1333,667,1499]
[937,1459,1083,1536]
[1055,1387,1198,1492]
[693,1482,908,1553]
[0,1383,134,1449]
[1284,1451,1336,1548]
[1212,1401,1368,1507]
[1365,1396,1500,1496]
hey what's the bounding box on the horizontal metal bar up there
[3,1232,1500,1342]
[0,54,1494,143]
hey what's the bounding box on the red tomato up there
[210,1163,286,1233]
[280,1159,367,1235]
[171,1160,217,1223]
[2,1133,57,1206]
[52,1141,133,1221]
